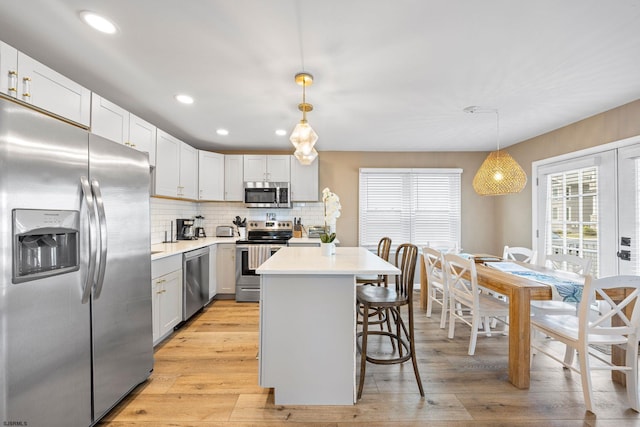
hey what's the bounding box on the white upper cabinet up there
[290,156,319,201]
[0,42,18,95]
[129,114,157,166]
[0,41,90,126]
[91,93,130,144]
[198,151,224,201]
[154,130,181,198]
[179,142,198,200]
[268,155,291,181]
[224,155,244,201]
[243,155,290,182]
[154,130,198,200]
[90,93,157,166]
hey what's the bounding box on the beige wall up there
[315,99,640,255]
[316,151,495,253]
[498,99,640,252]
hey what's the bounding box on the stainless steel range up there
[235,220,293,302]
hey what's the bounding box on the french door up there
[616,144,640,275]
[535,147,625,278]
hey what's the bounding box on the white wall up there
[150,198,325,244]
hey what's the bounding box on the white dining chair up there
[544,253,591,274]
[503,246,537,264]
[530,275,640,413]
[444,253,509,355]
[426,240,459,254]
[532,253,592,317]
[423,246,449,328]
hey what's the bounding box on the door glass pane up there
[545,166,598,275]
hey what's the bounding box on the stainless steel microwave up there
[244,181,291,208]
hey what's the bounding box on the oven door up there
[235,244,282,302]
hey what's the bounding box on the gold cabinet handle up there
[7,70,17,95]
[22,76,32,101]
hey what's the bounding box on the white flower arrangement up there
[322,187,341,233]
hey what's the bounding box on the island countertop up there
[256,246,400,276]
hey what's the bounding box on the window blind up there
[359,168,462,251]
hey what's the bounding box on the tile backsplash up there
[150,198,325,244]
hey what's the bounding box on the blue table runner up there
[486,262,584,302]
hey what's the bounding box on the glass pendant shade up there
[289,120,318,149]
[472,150,527,195]
[294,146,318,165]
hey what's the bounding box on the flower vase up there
[320,242,335,256]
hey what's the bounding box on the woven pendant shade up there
[472,150,527,196]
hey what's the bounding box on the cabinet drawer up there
[152,254,182,278]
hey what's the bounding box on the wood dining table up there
[419,254,629,390]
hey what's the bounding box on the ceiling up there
[1,0,639,153]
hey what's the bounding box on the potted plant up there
[320,232,336,256]
[320,187,341,256]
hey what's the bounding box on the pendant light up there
[290,72,318,165]
[465,106,527,196]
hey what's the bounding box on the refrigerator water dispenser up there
[13,209,80,283]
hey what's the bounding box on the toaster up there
[216,225,235,237]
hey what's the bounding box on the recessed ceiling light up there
[216,129,229,136]
[275,129,287,136]
[175,94,194,104]
[80,11,118,34]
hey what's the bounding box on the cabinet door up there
[216,244,236,294]
[267,155,291,182]
[179,142,198,199]
[224,154,244,201]
[290,155,319,201]
[159,270,183,334]
[17,52,91,126]
[90,93,129,145]
[243,155,267,181]
[0,41,18,97]
[209,245,218,300]
[198,151,224,201]
[151,280,161,344]
[154,130,180,197]
[129,114,157,166]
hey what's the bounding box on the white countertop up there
[256,246,399,275]
[151,237,237,260]
[287,236,340,245]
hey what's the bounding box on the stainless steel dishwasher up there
[182,246,210,321]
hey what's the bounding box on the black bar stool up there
[356,243,424,399]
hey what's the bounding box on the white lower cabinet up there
[216,243,236,294]
[151,255,183,346]
[208,244,218,300]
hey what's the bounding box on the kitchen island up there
[256,246,400,405]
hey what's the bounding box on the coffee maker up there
[194,215,206,238]
[176,218,196,240]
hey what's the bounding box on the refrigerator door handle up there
[91,178,108,300]
[80,176,98,304]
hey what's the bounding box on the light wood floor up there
[99,296,640,426]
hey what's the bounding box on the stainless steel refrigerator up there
[0,96,153,426]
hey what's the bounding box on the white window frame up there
[358,168,462,251]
